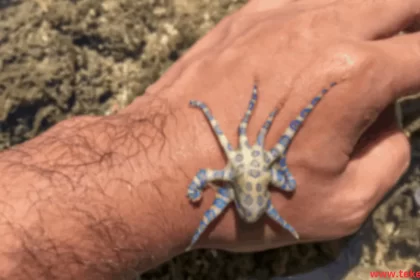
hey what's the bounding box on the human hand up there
[124,0,418,253]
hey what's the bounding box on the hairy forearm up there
[0,96,198,279]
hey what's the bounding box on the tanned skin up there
[1,0,420,278]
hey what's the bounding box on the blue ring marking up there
[214,198,227,208]
[235,154,244,162]
[311,96,321,105]
[248,169,261,178]
[300,107,311,118]
[290,120,301,131]
[252,150,260,157]
[279,135,291,146]
[257,195,264,206]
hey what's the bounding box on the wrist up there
[118,90,224,248]
[122,74,248,251]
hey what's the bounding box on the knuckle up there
[325,42,382,79]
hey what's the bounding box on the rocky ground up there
[0,1,419,279]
